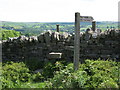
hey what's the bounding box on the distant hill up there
[1,21,118,36]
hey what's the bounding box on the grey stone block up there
[48,52,62,59]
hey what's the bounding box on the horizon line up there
[0,20,118,23]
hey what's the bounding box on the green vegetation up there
[42,61,67,79]
[1,59,119,89]
[1,21,118,37]
[1,61,43,88]
[1,29,21,40]
[46,60,119,88]
[1,21,119,89]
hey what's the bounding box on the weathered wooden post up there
[92,21,96,31]
[74,12,94,71]
[74,12,80,71]
[56,24,59,32]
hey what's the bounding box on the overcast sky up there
[0,0,119,22]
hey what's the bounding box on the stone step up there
[48,52,62,59]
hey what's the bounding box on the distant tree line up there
[1,29,21,40]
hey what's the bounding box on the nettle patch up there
[1,61,43,88]
[45,59,120,88]
[1,59,120,88]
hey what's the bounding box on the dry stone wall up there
[2,29,120,62]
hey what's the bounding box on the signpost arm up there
[74,12,80,71]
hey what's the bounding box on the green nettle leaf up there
[1,61,44,88]
[45,59,119,88]
[1,59,119,88]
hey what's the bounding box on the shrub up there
[45,63,89,88]
[81,59,119,88]
[1,61,43,88]
[45,59,120,88]
[42,61,66,79]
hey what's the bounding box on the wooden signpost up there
[74,12,80,71]
[74,12,94,71]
